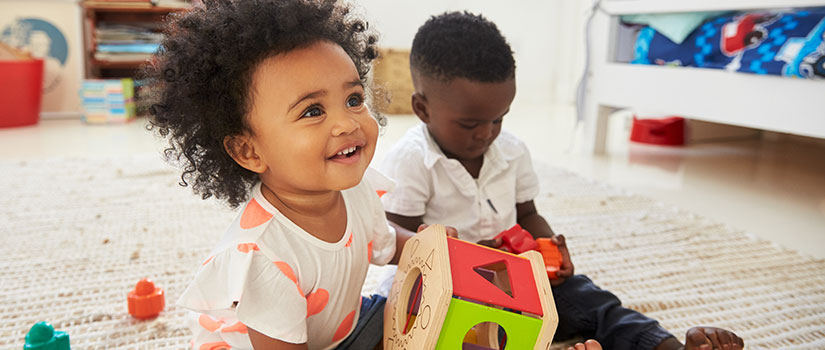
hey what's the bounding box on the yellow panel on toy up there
[383,225,558,350]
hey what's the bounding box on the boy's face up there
[412,75,516,162]
[239,40,378,193]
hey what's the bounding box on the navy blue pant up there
[335,294,386,350]
[338,276,674,350]
[553,274,674,349]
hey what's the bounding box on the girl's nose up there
[331,112,360,136]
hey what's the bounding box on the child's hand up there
[416,224,458,238]
[550,234,575,286]
[476,237,503,249]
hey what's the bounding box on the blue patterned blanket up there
[632,8,825,79]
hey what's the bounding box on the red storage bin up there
[0,58,44,128]
[630,116,685,146]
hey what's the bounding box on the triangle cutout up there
[472,260,513,297]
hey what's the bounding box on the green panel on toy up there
[24,321,70,350]
[435,298,542,350]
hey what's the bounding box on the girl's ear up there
[223,133,266,174]
[411,92,430,123]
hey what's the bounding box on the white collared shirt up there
[380,123,539,244]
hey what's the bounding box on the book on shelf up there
[83,1,153,8]
[94,52,153,62]
[151,0,191,8]
[97,43,159,53]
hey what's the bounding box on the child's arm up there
[516,200,575,285]
[248,327,308,350]
[386,212,423,234]
[388,219,416,265]
[515,200,555,238]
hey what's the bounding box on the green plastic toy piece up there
[435,297,542,349]
[24,322,70,350]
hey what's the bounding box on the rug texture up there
[1,155,823,349]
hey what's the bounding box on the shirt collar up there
[419,123,517,172]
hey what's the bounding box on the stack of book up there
[80,79,137,124]
[83,0,192,9]
[83,0,153,8]
[94,22,163,63]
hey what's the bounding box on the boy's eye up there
[493,118,503,124]
[347,93,364,109]
[458,122,478,129]
[301,105,324,118]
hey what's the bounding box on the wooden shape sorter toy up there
[384,225,558,350]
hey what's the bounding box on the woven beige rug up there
[1,155,823,349]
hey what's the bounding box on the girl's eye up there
[301,105,324,118]
[347,93,364,109]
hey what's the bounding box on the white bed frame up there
[581,0,825,154]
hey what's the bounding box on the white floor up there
[2,105,824,259]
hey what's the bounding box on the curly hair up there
[410,11,515,83]
[145,0,380,208]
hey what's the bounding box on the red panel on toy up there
[447,237,543,316]
[536,238,563,279]
[494,224,539,254]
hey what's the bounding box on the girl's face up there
[244,40,378,194]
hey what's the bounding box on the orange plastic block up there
[446,237,543,316]
[128,278,165,319]
[536,238,563,279]
[494,224,539,254]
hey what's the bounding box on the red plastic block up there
[536,238,563,279]
[447,237,543,316]
[128,278,165,319]
[494,224,539,254]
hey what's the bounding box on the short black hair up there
[410,11,515,83]
[145,0,379,208]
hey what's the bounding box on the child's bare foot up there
[684,327,744,350]
[566,339,602,350]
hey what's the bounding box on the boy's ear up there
[223,133,266,174]
[411,92,430,123]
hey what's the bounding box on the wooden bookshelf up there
[81,2,188,78]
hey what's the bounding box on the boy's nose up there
[474,123,494,141]
[331,112,360,136]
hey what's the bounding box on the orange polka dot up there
[274,261,302,295]
[198,314,223,332]
[306,288,329,317]
[376,190,387,198]
[345,232,353,247]
[367,240,374,263]
[199,341,231,350]
[236,243,259,253]
[221,321,248,334]
[240,198,273,229]
[202,256,214,265]
[332,309,357,342]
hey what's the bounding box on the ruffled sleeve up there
[177,247,309,344]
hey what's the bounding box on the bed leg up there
[582,103,616,155]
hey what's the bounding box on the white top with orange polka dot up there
[177,169,397,350]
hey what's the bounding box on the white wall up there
[353,0,588,109]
